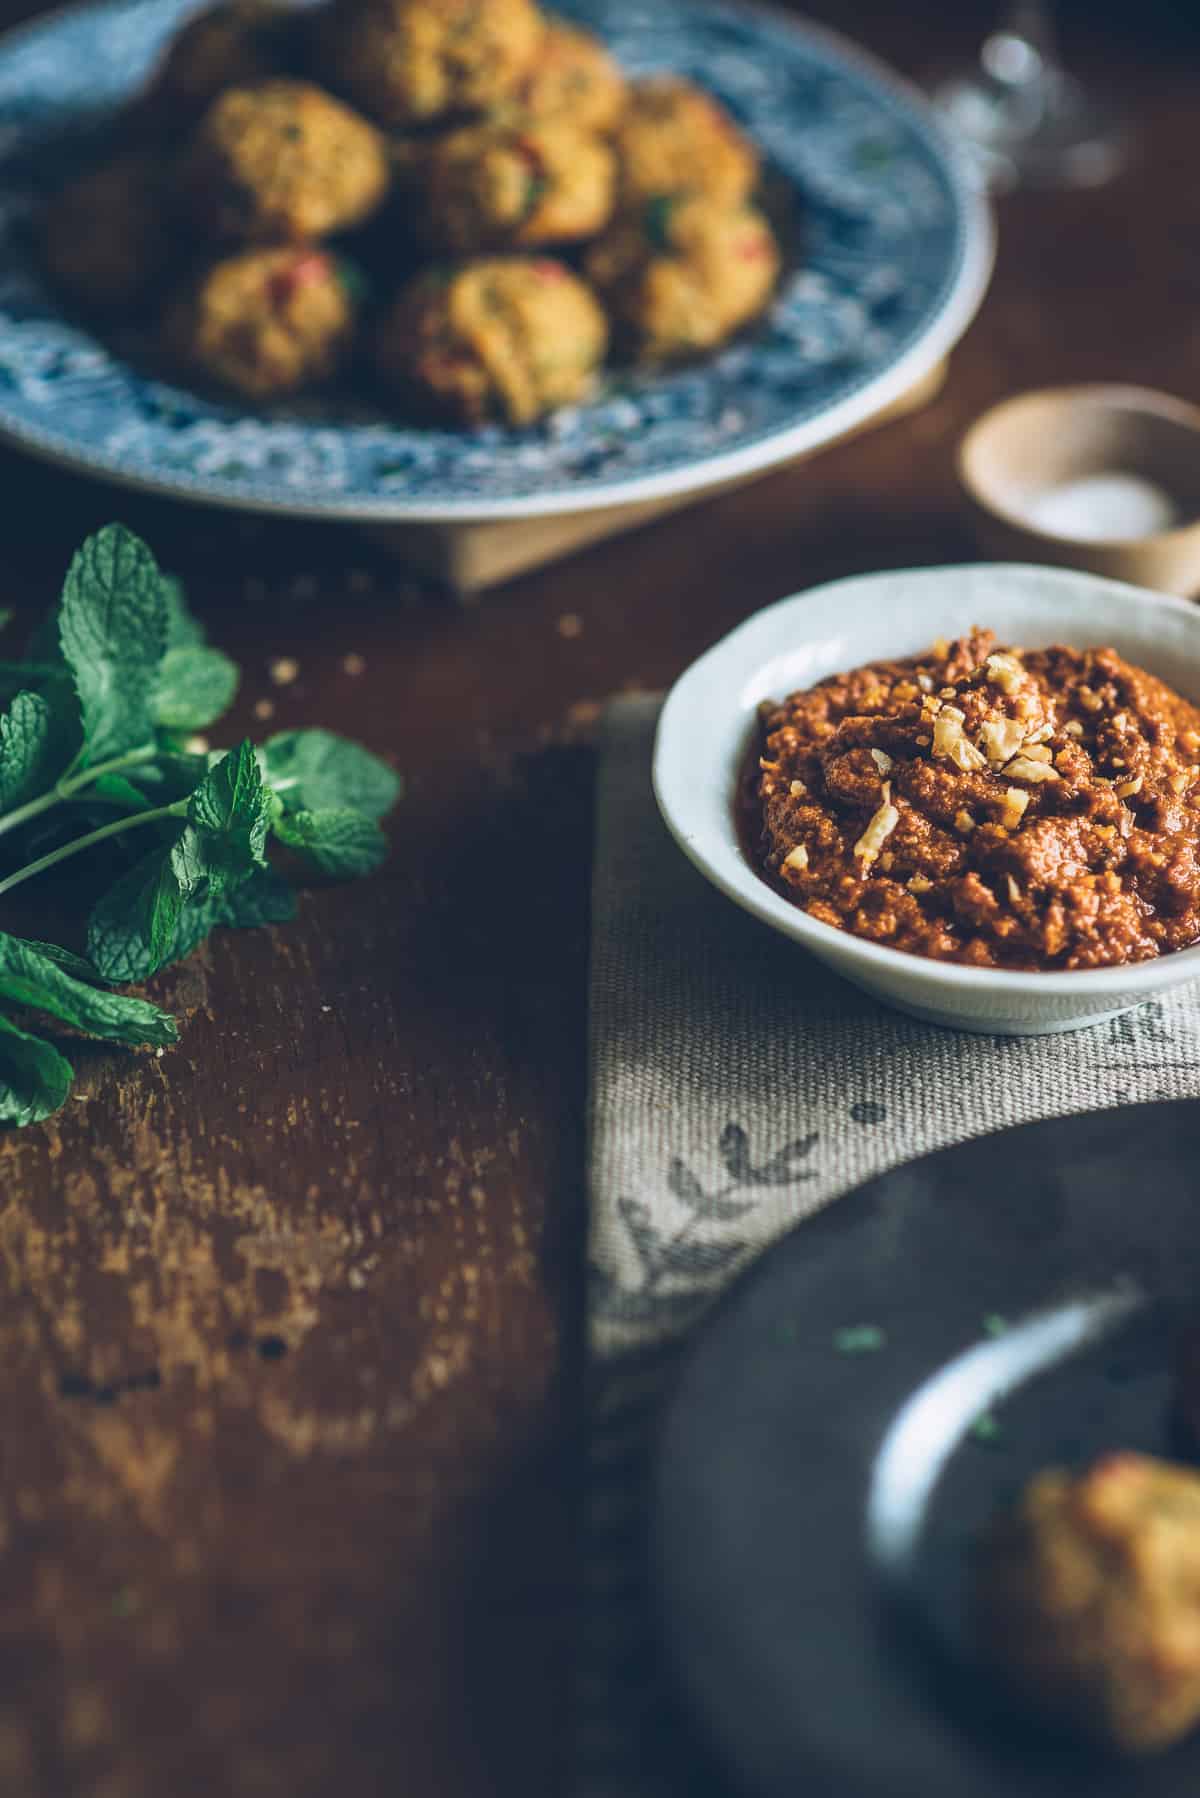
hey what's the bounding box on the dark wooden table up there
[0,3,1197,1792]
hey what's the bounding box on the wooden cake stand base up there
[364,360,947,595]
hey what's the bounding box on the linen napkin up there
[578,693,1200,1798]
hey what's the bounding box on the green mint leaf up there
[59,524,169,764]
[186,740,271,889]
[260,729,401,820]
[88,859,296,984]
[153,646,240,732]
[161,575,206,650]
[148,846,188,964]
[121,752,211,807]
[273,806,388,877]
[0,1012,73,1126]
[14,940,101,981]
[0,930,176,1047]
[0,691,66,812]
[89,773,156,812]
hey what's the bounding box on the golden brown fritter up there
[586,193,778,361]
[185,79,389,242]
[41,149,178,310]
[322,0,544,126]
[613,76,757,208]
[165,244,355,395]
[973,1454,1200,1752]
[375,256,607,425]
[498,16,627,134]
[144,0,293,122]
[417,118,615,253]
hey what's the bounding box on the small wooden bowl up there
[958,386,1200,597]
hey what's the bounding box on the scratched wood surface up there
[0,2,1197,1793]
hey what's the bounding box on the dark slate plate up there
[653,1100,1200,1798]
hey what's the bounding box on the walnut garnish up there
[1077,685,1103,712]
[1005,874,1022,905]
[782,844,809,872]
[1115,773,1144,799]
[932,705,987,772]
[1000,787,1030,828]
[907,873,933,895]
[853,782,899,869]
[789,780,806,797]
[1063,719,1084,737]
[1005,755,1060,785]
[979,716,1025,766]
[986,651,1025,694]
[869,748,894,774]
[955,807,976,834]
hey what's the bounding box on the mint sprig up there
[0,523,401,1125]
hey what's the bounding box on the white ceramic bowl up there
[653,563,1200,1035]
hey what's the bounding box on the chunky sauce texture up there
[750,629,1200,970]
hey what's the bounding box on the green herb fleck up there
[971,1410,1002,1443]
[983,1314,1009,1338]
[833,1325,886,1354]
[644,194,680,253]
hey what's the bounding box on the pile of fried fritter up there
[43,0,783,425]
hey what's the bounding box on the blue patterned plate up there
[0,0,992,521]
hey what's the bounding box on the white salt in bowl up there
[958,386,1200,597]
[653,562,1200,1035]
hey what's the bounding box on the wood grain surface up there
[0,2,1197,1793]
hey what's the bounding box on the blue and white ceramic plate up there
[0,0,992,522]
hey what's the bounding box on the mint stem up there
[0,799,187,899]
[0,744,159,842]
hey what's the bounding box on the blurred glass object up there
[933,1,1128,191]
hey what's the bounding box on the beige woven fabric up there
[579,694,1200,1795]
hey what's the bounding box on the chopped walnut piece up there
[1019,743,1054,765]
[1115,773,1144,799]
[1005,874,1021,906]
[853,782,899,869]
[869,748,894,774]
[782,844,809,872]
[907,873,933,895]
[789,780,806,797]
[892,681,918,703]
[1006,755,1060,785]
[1171,770,1193,795]
[939,686,956,700]
[986,651,1025,694]
[979,716,1025,766]
[955,807,976,834]
[933,705,987,772]
[1000,787,1030,828]
[1063,719,1084,737]
[1077,685,1103,712]
[917,673,934,693]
